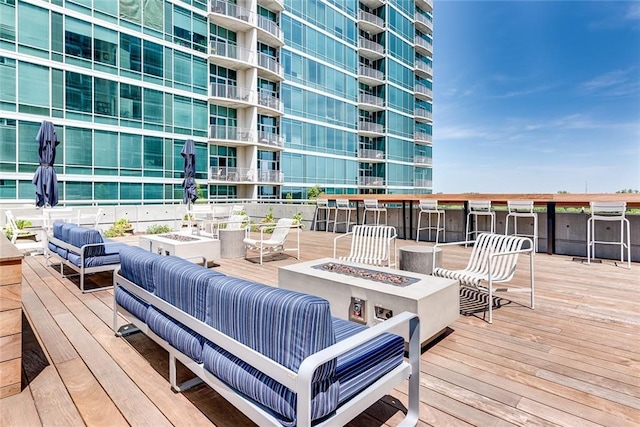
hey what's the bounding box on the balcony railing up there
[415,108,432,121]
[208,167,283,183]
[257,53,283,76]
[210,0,252,23]
[358,93,384,108]
[414,178,433,188]
[258,91,283,112]
[414,13,433,32]
[358,176,385,186]
[209,41,250,62]
[358,148,385,160]
[414,36,433,53]
[257,15,283,41]
[358,10,384,29]
[413,155,433,165]
[414,131,433,143]
[415,84,433,98]
[209,83,252,102]
[358,121,384,134]
[358,65,384,81]
[257,130,284,147]
[358,37,384,54]
[209,125,253,142]
[415,61,433,75]
[256,169,284,183]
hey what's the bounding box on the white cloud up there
[580,68,639,97]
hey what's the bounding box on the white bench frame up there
[433,233,534,324]
[113,269,421,427]
[333,225,397,268]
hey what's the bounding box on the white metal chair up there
[312,198,333,232]
[465,200,495,242]
[416,199,445,243]
[228,204,244,216]
[5,210,39,244]
[505,201,538,252]
[587,202,630,269]
[362,199,387,225]
[224,214,247,230]
[333,199,356,233]
[333,225,398,268]
[243,217,300,265]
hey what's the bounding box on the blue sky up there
[433,1,640,193]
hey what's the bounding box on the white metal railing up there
[414,36,433,52]
[257,130,284,147]
[358,65,384,81]
[415,84,432,98]
[209,166,253,182]
[358,37,384,54]
[358,93,384,107]
[358,176,385,186]
[414,178,433,188]
[209,125,254,141]
[257,15,283,41]
[256,170,284,183]
[358,121,384,133]
[209,83,253,102]
[209,41,251,62]
[415,108,432,121]
[414,131,433,143]
[258,91,283,112]
[257,53,283,76]
[358,10,384,29]
[358,149,385,160]
[413,155,433,165]
[415,61,433,75]
[210,0,253,23]
[414,13,433,31]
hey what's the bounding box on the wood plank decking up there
[2,230,639,426]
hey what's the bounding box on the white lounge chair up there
[5,210,40,244]
[243,217,300,265]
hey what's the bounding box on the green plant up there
[4,219,32,240]
[307,184,323,200]
[103,218,132,238]
[146,224,172,234]
[292,212,304,229]
[251,208,276,233]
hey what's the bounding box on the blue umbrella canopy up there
[181,139,198,205]
[32,121,60,207]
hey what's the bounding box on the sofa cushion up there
[152,256,225,321]
[52,221,73,240]
[118,246,159,293]
[68,226,105,257]
[147,306,204,363]
[115,287,149,322]
[203,278,338,425]
[332,317,405,405]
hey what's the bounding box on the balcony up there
[414,131,433,145]
[358,65,384,86]
[209,41,253,70]
[208,125,254,146]
[358,92,385,112]
[415,12,433,34]
[358,121,385,136]
[358,37,385,60]
[415,61,433,78]
[209,0,254,32]
[415,84,433,100]
[257,90,284,116]
[358,176,385,186]
[358,148,385,161]
[357,10,384,35]
[257,0,284,12]
[257,53,284,81]
[413,155,433,166]
[209,83,253,108]
[257,130,284,148]
[255,169,284,183]
[209,166,253,183]
[415,107,433,123]
[415,0,433,13]
[414,178,433,188]
[257,15,284,47]
[414,36,433,56]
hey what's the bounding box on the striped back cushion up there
[52,221,67,239]
[204,277,336,374]
[153,256,225,321]
[118,246,160,293]
[68,226,105,257]
[55,222,76,242]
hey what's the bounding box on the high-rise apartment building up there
[0,0,433,203]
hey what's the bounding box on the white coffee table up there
[139,233,220,265]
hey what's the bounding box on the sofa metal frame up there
[113,268,421,427]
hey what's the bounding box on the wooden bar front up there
[0,234,23,398]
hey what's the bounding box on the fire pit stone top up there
[312,262,419,287]
[158,233,200,242]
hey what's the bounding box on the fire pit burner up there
[312,262,419,287]
[159,233,200,242]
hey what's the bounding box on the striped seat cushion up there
[68,226,105,257]
[115,287,149,322]
[332,317,405,404]
[119,246,159,292]
[203,278,338,425]
[147,306,205,363]
[66,247,125,268]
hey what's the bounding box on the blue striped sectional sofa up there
[113,246,421,426]
[47,222,128,293]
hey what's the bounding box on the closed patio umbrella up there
[32,121,60,207]
[181,139,198,208]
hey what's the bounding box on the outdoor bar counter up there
[328,193,640,255]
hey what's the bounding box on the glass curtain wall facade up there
[0,0,433,203]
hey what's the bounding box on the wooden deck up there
[2,230,639,426]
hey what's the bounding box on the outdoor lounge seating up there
[333,225,398,268]
[243,217,300,265]
[47,222,128,293]
[113,246,420,427]
[433,233,534,324]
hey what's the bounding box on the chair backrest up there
[93,208,104,229]
[271,218,295,243]
[226,214,246,230]
[5,210,19,231]
[364,199,380,209]
[418,199,438,211]
[229,205,244,216]
[316,198,329,208]
[347,225,396,265]
[507,201,534,213]
[465,233,529,282]
[468,200,491,211]
[335,199,351,209]
[590,201,626,218]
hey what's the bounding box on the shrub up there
[103,218,132,238]
[4,219,32,240]
[146,224,172,234]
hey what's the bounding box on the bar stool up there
[465,200,495,242]
[416,199,445,243]
[312,198,333,232]
[587,201,630,269]
[362,199,387,225]
[505,200,538,252]
[333,199,356,233]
